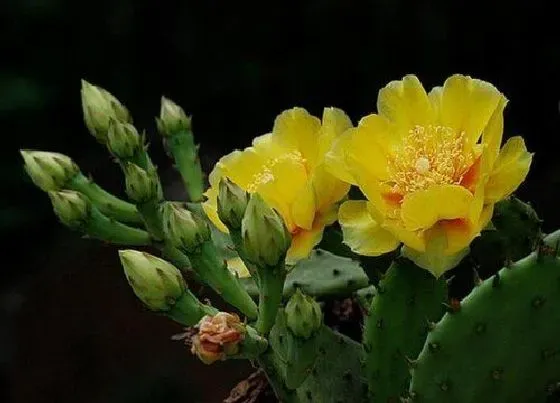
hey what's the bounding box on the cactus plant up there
[20,74,560,403]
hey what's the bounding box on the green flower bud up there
[107,120,142,160]
[217,178,249,230]
[81,80,131,143]
[241,193,291,267]
[156,96,192,137]
[285,289,322,339]
[48,190,90,229]
[162,202,211,252]
[21,150,79,192]
[123,162,162,203]
[119,250,186,311]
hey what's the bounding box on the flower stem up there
[166,130,205,202]
[137,200,165,241]
[256,266,286,335]
[69,173,142,224]
[84,207,151,245]
[186,241,258,319]
[166,290,218,326]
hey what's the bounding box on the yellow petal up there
[202,187,228,233]
[338,201,400,256]
[400,185,474,231]
[317,107,353,159]
[215,149,267,189]
[440,75,504,145]
[346,126,391,181]
[382,218,426,252]
[485,136,533,203]
[377,74,434,130]
[286,224,325,264]
[481,97,508,175]
[291,184,316,230]
[428,86,443,118]
[311,164,351,214]
[325,128,357,184]
[254,154,309,231]
[272,107,322,168]
[226,257,251,278]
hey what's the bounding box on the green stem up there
[84,207,151,245]
[69,173,142,224]
[256,266,286,335]
[137,200,165,241]
[166,130,205,202]
[229,229,260,284]
[187,241,258,319]
[165,290,218,326]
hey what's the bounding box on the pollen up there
[388,125,475,194]
[247,151,306,192]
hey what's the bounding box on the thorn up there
[445,275,455,286]
[504,257,514,269]
[442,298,461,313]
[404,355,417,369]
[472,267,483,286]
[426,319,437,331]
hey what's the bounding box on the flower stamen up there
[388,125,475,194]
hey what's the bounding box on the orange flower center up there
[387,125,475,194]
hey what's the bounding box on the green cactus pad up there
[409,232,560,402]
[295,325,367,402]
[363,257,447,402]
[241,249,369,299]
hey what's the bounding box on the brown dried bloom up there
[191,312,245,364]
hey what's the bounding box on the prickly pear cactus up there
[409,231,560,402]
[20,75,560,403]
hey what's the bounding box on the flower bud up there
[118,250,186,311]
[81,80,131,143]
[107,120,142,160]
[217,178,248,230]
[48,190,90,229]
[285,289,322,339]
[241,193,291,267]
[190,312,245,364]
[123,163,162,203]
[156,97,192,137]
[21,150,79,192]
[162,202,211,252]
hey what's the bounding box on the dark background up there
[2,1,559,402]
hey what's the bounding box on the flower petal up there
[402,224,470,278]
[485,136,533,203]
[311,164,351,214]
[400,185,474,231]
[325,128,357,184]
[202,187,228,232]
[272,107,322,168]
[291,183,316,230]
[440,75,504,146]
[338,200,400,256]
[377,75,435,130]
[286,224,325,264]
[226,257,251,278]
[481,96,508,175]
[317,107,353,159]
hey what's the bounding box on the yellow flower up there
[328,74,532,277]
[203,107,352,270]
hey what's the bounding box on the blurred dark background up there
[1,0,559,402]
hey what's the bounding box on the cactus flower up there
[203,107,352,266]
[191,312,245,364]
[162,202,211,252]
[328,74,532,277]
